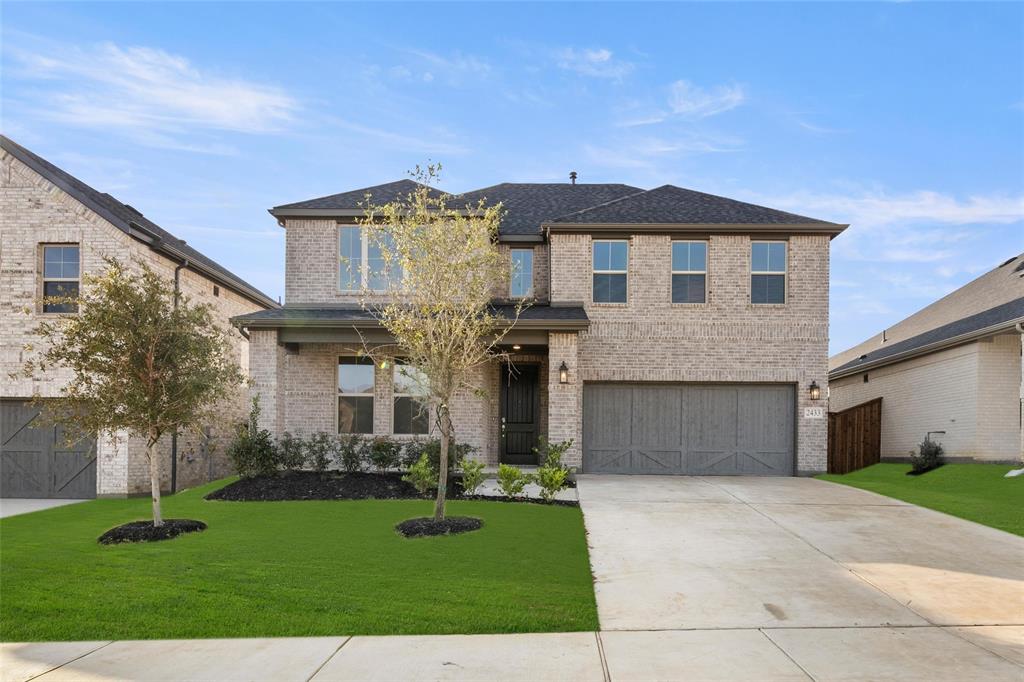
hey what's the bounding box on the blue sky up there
[3,2,1022,354]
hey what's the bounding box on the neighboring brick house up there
[829,255,1024,463]
[1,135,276,498]
[235,178,846,476]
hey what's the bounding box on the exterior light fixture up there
[512,344,521,351]
[559,361,569,384]
[809,381,821,401]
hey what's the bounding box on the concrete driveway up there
[578,474,1024,680]
[0,499,88,519]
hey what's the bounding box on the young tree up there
[22,258,243,527]
[359,164,520,521]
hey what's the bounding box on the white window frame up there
[509,248,534,299]
[338,226,401,293]
[41,243,81,314]
[592,239,629,304]
[392,362,430,435]
[750,240,787,305]
[670,240,708,304]
[337,356,375,434]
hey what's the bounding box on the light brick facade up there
[1,148,268,496]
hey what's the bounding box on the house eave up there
[543,221,849,237]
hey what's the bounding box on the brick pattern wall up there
[1,150,265,495]
[976,333,1023,460]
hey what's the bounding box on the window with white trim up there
[510,248,533,298]
[592,239,628,303]
[751,241,786,304]
[42,244,80,313]
[339,227,402,291]
[671,241,707,304]
[338,357,374,433]
[393,361,429,435]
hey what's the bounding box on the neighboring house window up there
[751,241,787,304]
[593,240,628,303]
[393,361,429,435]
[42,244,80,313]
[671,241,707,304]
[339,227,402,291]
[510,249,533,298]
[338,357,374,434]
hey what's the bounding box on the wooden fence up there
[827,397,882,474]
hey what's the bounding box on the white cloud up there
[667,80,745,118]
[583,132,743,171]
[556,47,634,80]
[402,48,490,85]
[9,41,298,147]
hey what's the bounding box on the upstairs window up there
[510,249,533,298]
[42,244,80,313]
[339,227,402,291]
[393,361,429,435]
[338,357,374,434]
[671,241,707,304]
[751,241,787,304]
[593,240,628,303]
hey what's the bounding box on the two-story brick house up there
[1,136,276,498]
[234,179,846,475]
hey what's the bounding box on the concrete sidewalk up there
[4,626,1023,682]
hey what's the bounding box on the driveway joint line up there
[23,640,114,681]
[937,626,1024,669]
[758,628,817,681]
[306,635,352,682]
[594,631,611,682]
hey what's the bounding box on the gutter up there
[543,221,849,238]
[231,313,590,333]
[170,258,189,495]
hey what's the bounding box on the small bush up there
[305,432,335,475]
[420,438,474,471]
[533,437,574,466]
[910,439,945,474]
[533,438,574,501]
[277,432,306,470]
[227,397,279,478]
[459,458,486,495]
[496,463,532,498]
[402,453,438,494]
[401,438,425,467]
[369,437,403,472]
[338,434,366,473]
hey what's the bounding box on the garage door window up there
[42,245,80,313]
[593,240,628,303]
[671,241,707,304]
[751,241,786,304]
[338,357,374,434]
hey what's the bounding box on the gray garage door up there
[1,400,97,498]
[583,384,795,476]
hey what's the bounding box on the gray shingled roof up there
[459,183,642,235]
[273,180,445,210]
[549,184,839,225]
[233,303,589,328]
[1,135,276,308]
[830,296,1024,378]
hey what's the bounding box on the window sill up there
[748,303,788,309]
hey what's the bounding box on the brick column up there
[248,329,284,436]
[548,331,582,467]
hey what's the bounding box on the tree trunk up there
[148,433,164,528]
[434,406,452,522]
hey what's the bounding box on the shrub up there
[459,458,486,495]
[402,453,437,494]
[419,438,474,471]
[369,437,403,472]
[401,438,425,468]
[532,437,573,501]
[533,437,574,466]
[277,432,306,470]
[337,434,366,473]
[227,397,279,478]
[910,439,945,474]
[496,463,532,498]
[305,431,335,475]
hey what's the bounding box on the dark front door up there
[500,364,540,464]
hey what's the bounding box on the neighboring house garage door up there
[1,400,97,498]
[583,384,795,475]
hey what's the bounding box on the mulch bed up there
[98,519,207,545]
[396,516,483,538]
[907,463,946,476]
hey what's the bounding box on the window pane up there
[394,363,427,395]
[43,261,63,278]
[752,274,785,304]
[608,242,628,271]
[43,281,79,313]
[690,242,707,271]
[367,231,400,290]
[671,242,687,271]
[394,397,429,435]
[592,241,609,271]
[339,227,362,290]
[510,249,533,297]
[44,247,62,264]
[672,274,706,303]
[338,396,373,434]
[339,358,375,393]
[768,242,786,272]
[594,273,626,303]
[751,242,769,272]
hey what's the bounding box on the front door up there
[500,364,540,464]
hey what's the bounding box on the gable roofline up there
[542,222,848,236]
[1,135,277,310]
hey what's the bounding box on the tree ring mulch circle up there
[396,516,482,538]
[98,519,207,545]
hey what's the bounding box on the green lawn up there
[0,480,598,642]
[818,463,1023,536]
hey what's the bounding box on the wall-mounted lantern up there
[559,361,570,384]
[808,381,821,401]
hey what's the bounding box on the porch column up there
[548,331,582,468]
[248,329,285,435]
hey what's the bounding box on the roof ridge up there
[546,186,653,222]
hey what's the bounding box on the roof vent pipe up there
[569,171,577,185]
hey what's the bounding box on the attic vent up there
[569,171,577,185]
[213,285,220,297]
[999,256,1016,267]
[122,204,144,218]
[1014,261,1024,273]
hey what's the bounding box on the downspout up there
[171,259,189,494]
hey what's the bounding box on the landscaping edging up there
[98,519,207,545]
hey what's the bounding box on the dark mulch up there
[98,519,207,545]
[907,463,946,476]
[396,516,483,538]
[458,494,579,507]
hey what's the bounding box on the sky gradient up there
[3,2,1022,354]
